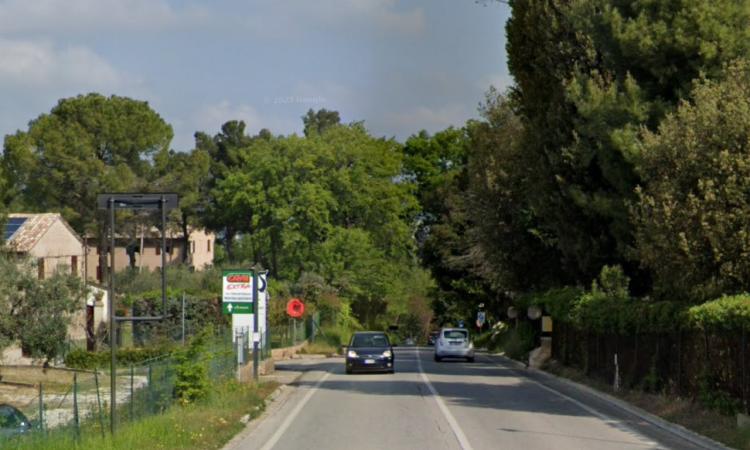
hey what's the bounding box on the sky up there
[0,0,511,152]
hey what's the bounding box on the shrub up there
[64,346,173,370]
[689,294,750,332]
[173,331,210,405]
[502,322,536,360]
[474,321,510,352]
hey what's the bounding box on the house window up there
[37,258,45,280]
[207,240,211,252]
[156,245,161,255]
[71,255,78,277]
[96,265,102,282]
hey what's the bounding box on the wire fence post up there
[130,365,135,421]
[181,293,186,346]
[95,370,105,438]
[73,372,80,440]
[147,363,153,414]
[38,383,44,433]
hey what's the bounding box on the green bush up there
[689,294,750,332]
[698,372,742,416]
[474,321,535,359]
[517,267,687,335]
[474,321,510,352]
[64,346,172,370]
[502,322,536,360]
[520,286,584,322]
[173,331,210,405]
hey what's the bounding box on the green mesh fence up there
[270,317,311,349]
[0,332,240,447]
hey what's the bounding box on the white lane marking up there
[481,356,659,447]
[260,371,331,450]
[416,348,475,450]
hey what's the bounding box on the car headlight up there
[382,350,392,358]
[347,350,358,358]
[468,342,474,349]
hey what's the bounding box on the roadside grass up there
[298,342,339,356]
[8,380,278,450]
[544,361,750,450]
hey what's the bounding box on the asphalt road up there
[228,348,714,450]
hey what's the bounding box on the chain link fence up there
[0,331,239,447]
[1,299,313,447]
[270,317,313,349]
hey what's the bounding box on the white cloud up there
[184,100,300,144]
[0,39,126,88]
[387,104,471,133]
[0,0,210,33]
[194,101,265,132]
[245,0,425,38]
[337,0,426,34]
[478,72,514,92]
[289,81,355,111]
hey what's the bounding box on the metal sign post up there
[97,193,178,434]
[252,269,260,381]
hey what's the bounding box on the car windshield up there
[0,406,25,428]
[351,334,389,348]
[443,330,468,340]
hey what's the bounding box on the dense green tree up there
[197,121,260,260]
[302,108,341,137]
[152,148,211,263]
[0,255,86,362]
[465,89,565,293]
[2,93,173,232]
[506,0,604,284]
[505,0,750,290]
[198,117,420,327]
[2,93,173,276]
[634,61,750,302]
[403,126,495,325]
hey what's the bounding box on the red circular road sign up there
[286,298,305,318]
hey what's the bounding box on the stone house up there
[83,227,215,282]
[2,213,107,363]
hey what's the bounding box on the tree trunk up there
[181,212,190,265]
[97,218,108,285]
[224,227,235,261]
[139,223,144,272]
[271,229,279,277]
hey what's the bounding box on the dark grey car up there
[345,332,395,374]
[0,404,32,440]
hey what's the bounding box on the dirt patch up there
[0,370,148,428]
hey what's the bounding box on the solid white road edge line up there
[416,347,475,450]
[259,371,331,450]
[480,355,659,447]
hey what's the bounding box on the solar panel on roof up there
[3,218,27,241]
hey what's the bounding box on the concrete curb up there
[486,352,731,450]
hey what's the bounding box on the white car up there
[434,328,474,362]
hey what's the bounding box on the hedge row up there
[65,346,172,370]
[521,288,750,334]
